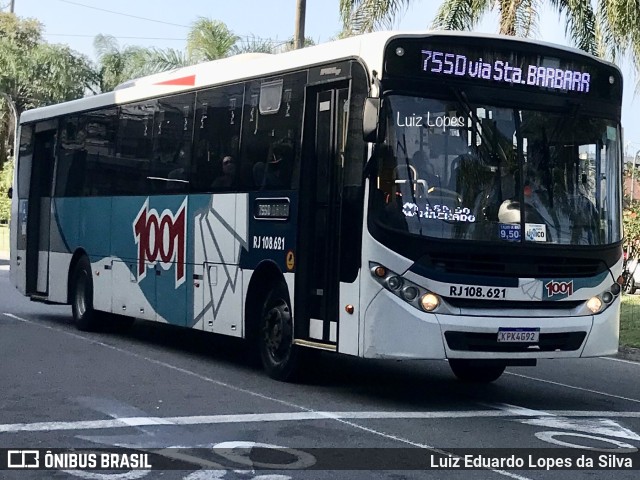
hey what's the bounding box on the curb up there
[617,346,640,363]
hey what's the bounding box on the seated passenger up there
[411,150,440,189]
[211,155,236,188]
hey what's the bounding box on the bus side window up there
[115,101,156,196]
[151,93,195,194]
[239,72,306,191]
[192,84,243,193]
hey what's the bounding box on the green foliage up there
[0,158,13,224]
[620,294,640,348]
[93,34,153,92]
[187,17,239,62]
[0,13,96,168]
[94,18,282,91]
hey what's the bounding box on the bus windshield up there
[371,94,621,246]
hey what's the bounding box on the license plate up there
[497,328,540,343]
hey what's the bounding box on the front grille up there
[445,331,587,352]
[426,252,604,278]
[445,299,584,310]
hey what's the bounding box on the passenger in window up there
[411,150,440,189]
[262,144,291,189]
[212,155,237,188]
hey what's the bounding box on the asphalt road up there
[1,260,639,480]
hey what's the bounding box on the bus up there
[10,31,624,382]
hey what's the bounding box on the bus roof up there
[19,30,620,125]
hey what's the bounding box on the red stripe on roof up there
[154,75,196,86]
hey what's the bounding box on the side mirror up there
[7,187,12,199]
[362,97,381,143]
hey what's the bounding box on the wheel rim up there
[262,298,292,365]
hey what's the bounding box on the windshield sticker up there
[396,112,465,131]
[499,223,521,242]
[525,223,547,242]
[402,203,476,222]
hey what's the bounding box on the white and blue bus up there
[10,31,624,382]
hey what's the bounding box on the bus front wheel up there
[449,359,506,383]
[71,256,101,331]
[258,282,301,381]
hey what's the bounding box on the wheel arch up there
[244,260,288,342]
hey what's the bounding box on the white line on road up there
[505,372,640,404]
[2,312,532,480]
[2,410,640,434]
[600,356,640,366]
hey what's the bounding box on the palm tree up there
[340,1,640,71]
[93,34,151,92]
[95,18,275,85]
[186,17,239,62]
[1,13,95,164]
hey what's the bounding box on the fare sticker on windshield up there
[525,223,547,242]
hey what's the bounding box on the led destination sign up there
[421,50,591,93]
[383,37,623,103]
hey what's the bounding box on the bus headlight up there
[420,293,440,312]
[369,262,441,313]
[586,296,603,313]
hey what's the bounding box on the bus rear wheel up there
[71,256,102,331]
[449,359,506,383]
[258,282,301,381]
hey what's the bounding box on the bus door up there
[296,82,350,348]
[25,122,57,296]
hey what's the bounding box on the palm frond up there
[186,17,239,62]
[432,0,493,31]
[512,0,541,37]
[342,0,412,34]
[231,35,276,55]
[549,0,598,55]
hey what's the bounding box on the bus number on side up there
[252,236,285,251]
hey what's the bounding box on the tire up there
[449,359,506,383]
[258,282,302,381]
[71,256,102,331]
[626,278,636,294]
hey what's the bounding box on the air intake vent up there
[426,252,604,278]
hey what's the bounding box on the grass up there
[0,224,8,255]
[620,294,640,349]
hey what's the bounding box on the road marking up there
[2,313,532,480]
[521,417,640,441]
[2,410,640,434]
[534,432,637,452]
[62,471,149,479]
[601,356,640,366]
[506,371,640,404]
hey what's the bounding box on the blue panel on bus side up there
[52,197,113,259]
[51,198,80,254]
[81,197,112,260]
[240,191,298,273]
